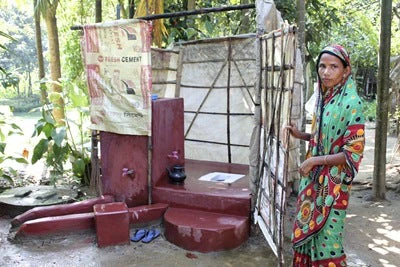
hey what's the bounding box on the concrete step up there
[153,160,251,217]
[164,207,249,253]
[153,185,250,217]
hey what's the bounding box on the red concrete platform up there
[94,202,130,247]
[13,203,169,237]
[155,160,251,252]
[164,207,249,253]
[152,159,251,217]
[11,195,115,227]
[128,203,169,224]
[15,212,95,236]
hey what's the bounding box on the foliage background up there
[1,0,399,101]
[0,0,399,185]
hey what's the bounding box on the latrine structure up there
[151,24,299,264]
[11,3,302,266]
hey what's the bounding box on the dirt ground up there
[338,122,400,267]
[1,122,400,267]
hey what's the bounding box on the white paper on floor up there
[198,172,245,183]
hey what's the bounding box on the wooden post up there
[373,0,392,200]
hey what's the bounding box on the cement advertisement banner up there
[82,19,152,136]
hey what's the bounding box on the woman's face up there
[318,53,349,89]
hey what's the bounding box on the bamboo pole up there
[71,4,255,30]
[137,3,255,21]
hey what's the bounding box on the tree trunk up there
[128,0,135,19]
[373,0,392,200]
[92,0,103,195]
[28,72,32,96]
[297,0,306,161]
[237,0,251,34]
[95,0,102,22]
[44,0,65,125]
[187,0,195,10]
[118,0,127,19]
[34,0,47,104]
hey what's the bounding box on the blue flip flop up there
[141,229,160,243]
[130,228,148,242]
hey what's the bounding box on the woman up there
[286,44,365,266]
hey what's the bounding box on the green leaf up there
[42,123,55,139]
[15,157,29,164]
[72,157,86,177]
[10,123,23,132]
[1,172,14,186]
[32,120,45,137]
[32,139,49,164]
[51,127,67,147]
[0,142,5,154]
[70,93,87,107]
[43,110,55,124]
[70,84,89,107]
[185,28,197,40]
[0,130,5,141]
[49,92,62,103]
[7,130,24,136]
[205,21,214,34]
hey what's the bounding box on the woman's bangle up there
[324,155,329,165]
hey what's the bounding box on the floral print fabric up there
[292,72,365,265]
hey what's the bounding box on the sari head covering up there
[309,44,359,166]
[315,44,351,94]
[316,44,351,69]
[292,44,365,251]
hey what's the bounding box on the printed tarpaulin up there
[82,19,152,136]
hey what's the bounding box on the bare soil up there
[341,122,400,267]
[1,121,400,267]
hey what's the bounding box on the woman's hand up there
[299,158,315,176]
[284,123,303,140]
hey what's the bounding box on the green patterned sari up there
[292,45,365,267]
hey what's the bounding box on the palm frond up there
[0,31,15,41]
[135,0,168,48]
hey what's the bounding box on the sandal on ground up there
[130,228,148,242]
[141,229,160,243]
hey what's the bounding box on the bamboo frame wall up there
[176,35,257,164]
[253,24,297,266]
